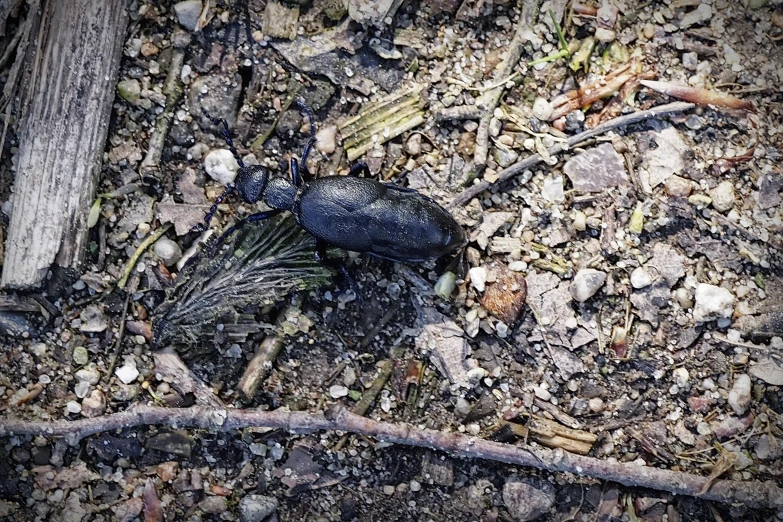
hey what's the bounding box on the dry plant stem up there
[332,358,394,452]
[238,302,302,399]
[139,30,188,175]
[104,289,131,385]
[2,404,781,509]
[448,101,695,208]
[118,224,172,288]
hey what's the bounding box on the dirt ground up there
[1,1,783,521]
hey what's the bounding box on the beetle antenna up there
[294,98,318,170]
[202,110,245,168]
[295,97,316,138]
[191,184,236,233]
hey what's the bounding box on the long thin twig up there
[2,404,781,509]
[118,224,172,288]
[448,101,695,208]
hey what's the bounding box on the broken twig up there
[2,405,781,509]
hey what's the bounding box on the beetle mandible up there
[194,100,467,263]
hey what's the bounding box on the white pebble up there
[570,269,607,302]
[728,374,751,415]
[204,149,240,186]
[153,237,182,267]
[329,384,349,398]
[115,364,140,384]
[409,480,422,492]
[672,367,690,388]
[630,267,653,289]
[469,266,487,293]
[66,401,82,414]
[693,284,735,322]
[315,125,338,154]
[532,97,554,121]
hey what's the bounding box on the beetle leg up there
[192,184,236,233]
[347,162,371,177]
[209,209,282,253]
[290,158,301,187]
[314,240,360,300]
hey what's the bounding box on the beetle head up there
[235,165,269,204]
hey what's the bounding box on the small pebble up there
[66,401,82,414]
[469,266,487,293]
[693,284,735,322]
[173,0,204,32]
[115,364,140,384]
[673,367,690,388]
[728,374,751,415]
[153,237,182,267]
[410,480,422,492]
[674,287,693,309]
[532,97,553,121]
[630,267,653,289]
[204,149,240,186]
[383,485,395,495]
[572,211,587,232]
[709,180,735,212]
[533,386,551,401]
[589,398,605,413]
[72,346,89,366]
[315,125,337,155]
[329,384,349,398]
[570,269,607,302]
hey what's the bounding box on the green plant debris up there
[152,214,333,353]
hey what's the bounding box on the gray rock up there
[563,143,628,192]
[532,97,553,121]
[503,476,555,521]
[680,3,711,28]
[80,306,109,333]
[174,1,203,32]
[757,173,782,210]
[494,147,519,168]
[693,284,735,322]
[188,74,242,131]
[749,357,783,385]
[570,269,607,302]
[81,389,107,418]
[153,237,183,267]
[239,494,278,522]
[564,109,585,132]
[117,79,141,104]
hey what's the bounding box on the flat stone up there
[749,357,783,385]
[757,173,782,210]
[563,143,628,192]
[637,126,688,190]
[239,494,278,522]
[503,476,555,521]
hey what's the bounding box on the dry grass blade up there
[640,80,755,111]
[152,214,332,351]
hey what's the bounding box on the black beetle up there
[195,100,466,263]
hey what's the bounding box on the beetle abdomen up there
[295,177,466,263]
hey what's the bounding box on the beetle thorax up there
[264,177,297,210]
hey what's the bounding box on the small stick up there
[448,101,695,208]
[238,302,302,399]
[118,224,172,288]
[104,288,132,384]
[3,404,782,509]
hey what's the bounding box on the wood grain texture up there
[1,0,128,289]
